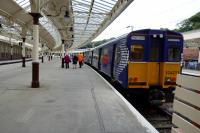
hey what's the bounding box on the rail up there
[172,74,200,133]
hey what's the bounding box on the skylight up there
[14,0,31,12]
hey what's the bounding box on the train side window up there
[130,44,144,61]
[168,46,180,61]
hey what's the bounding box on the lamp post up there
[126,26,134,31]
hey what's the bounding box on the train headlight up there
[133,77,138,82]
[172,77,176,81]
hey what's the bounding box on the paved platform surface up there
[0,58,157,133]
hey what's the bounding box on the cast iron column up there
[61,39,65,68]
[10,38,13,60]
[30,13,42,88]
[22,38,26,67]
[48,50,50,61]
[41,44,44,63]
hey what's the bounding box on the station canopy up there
[0,0,134,50]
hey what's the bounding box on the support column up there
[198,47,200,64]
[48,50,50,61]
[50,51,53,60]
[10,35,13,60]
[61,39,65,68]
[41,44,44,63]
[22,38,26,67]
[30,13,42,88]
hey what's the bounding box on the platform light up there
[160,34,163,38]
[64,11,69,18]
[47,5,70,20]
[126,26,134,31]
[153,34,157,38]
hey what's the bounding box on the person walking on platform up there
[78,53,84,68]
[64,54,71,69]
[72,54,78,69]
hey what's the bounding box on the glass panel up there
[101,48,109,65]
[150,37,163,61]
[168,46,180,61]
[150,43,160,61]
[130,44,144,61]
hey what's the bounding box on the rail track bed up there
[139,103,173,133]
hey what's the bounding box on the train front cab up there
[127,34,149,89]
[127,30,183,100]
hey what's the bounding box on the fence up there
[172,74,200,133]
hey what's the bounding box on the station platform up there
[0,58,157,133]
[182,69,200,76]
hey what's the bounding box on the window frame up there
[167,44,181,62]
[129,44,145,62]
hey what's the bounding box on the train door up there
[128,43,149,89]
[113,42,129,89]
[98,48,102,70]
[90,51,93,65]
[111,44,116,78]
[113,44,120,78]
[148,35,164,86]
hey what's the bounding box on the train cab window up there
[168,46,180,61]
[130,44,144,61]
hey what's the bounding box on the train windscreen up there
[130,44,144,61]
[168,46,181,61]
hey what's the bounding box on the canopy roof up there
[0,0,134,50]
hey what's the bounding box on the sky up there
[94,0,200,41]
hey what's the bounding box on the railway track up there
[140,103,173,133]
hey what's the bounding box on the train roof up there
[92,29,183,50]
[93,34,128,50]
[128,29,183,37]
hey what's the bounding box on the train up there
[84,29,183,102]
[0,40,32,61]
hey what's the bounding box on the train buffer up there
[0,59,158,133]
